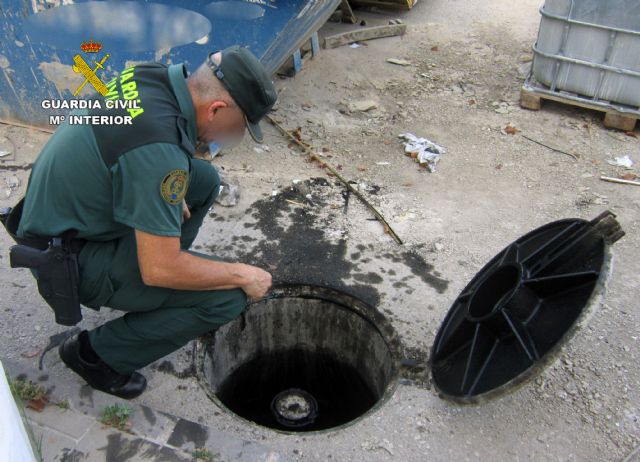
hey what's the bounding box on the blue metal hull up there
[0,0,339,124]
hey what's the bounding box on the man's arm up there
[135,229,272,299]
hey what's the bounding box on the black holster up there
[1,198,84,326]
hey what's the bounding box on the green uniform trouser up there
[77,159,247,375]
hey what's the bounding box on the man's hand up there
[135,229,272,298]
[238,264,272,300]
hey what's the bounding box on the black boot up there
[59,331,147,399]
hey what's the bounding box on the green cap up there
[207,45,277,144]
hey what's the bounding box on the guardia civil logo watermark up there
[42,38,142,126]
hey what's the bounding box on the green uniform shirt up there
[17,63,198,241]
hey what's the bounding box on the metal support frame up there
[291,31,320,75]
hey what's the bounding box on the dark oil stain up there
[400,251,449,294]
[233,178,381,306]
[141,405,157,426]
[37,374,49,382]
[367,185,381,195]
[353,272,383,284]
[154,360,194,379]
[59,448,87,461]
[79,384,94,407]
[156,360,175,374]
[382,252,401,263]
[350,252,361,260]
[166,418,209,449]
[99,433,190,462]
[388,269,396,276]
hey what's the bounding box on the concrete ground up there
[1,0,639,461]
[2,358,290,461]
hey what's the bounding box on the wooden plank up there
[349,0,415,10]
[323,23,407,49]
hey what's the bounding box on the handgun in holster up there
[1,200,83,326]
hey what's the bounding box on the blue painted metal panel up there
[0,0,339,124]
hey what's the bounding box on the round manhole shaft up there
[196,285,401,432]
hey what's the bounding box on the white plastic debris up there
[4,175,19,198]
[253,144,271,154]
[349,43,361,48]
[0,136,13,159]
[213,167,240,207]
[398,133,446,172]
[607,155,634,168]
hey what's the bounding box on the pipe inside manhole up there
[195,285,401,433]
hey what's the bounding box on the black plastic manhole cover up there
[430,211,624,403]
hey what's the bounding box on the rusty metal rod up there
[266,115,403,245]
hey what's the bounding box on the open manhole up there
[195,285,401,433]
[195,211,624,430]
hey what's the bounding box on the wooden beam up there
[323,23,407,49]
[349,0,414,10]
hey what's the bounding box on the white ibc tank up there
[532,0,640,107]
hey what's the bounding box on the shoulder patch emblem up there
[160,169,189,205]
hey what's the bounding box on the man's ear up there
[207,100,228,121]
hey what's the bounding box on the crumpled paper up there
[398,133,446,172]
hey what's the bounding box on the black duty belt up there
[0,197,86,253]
